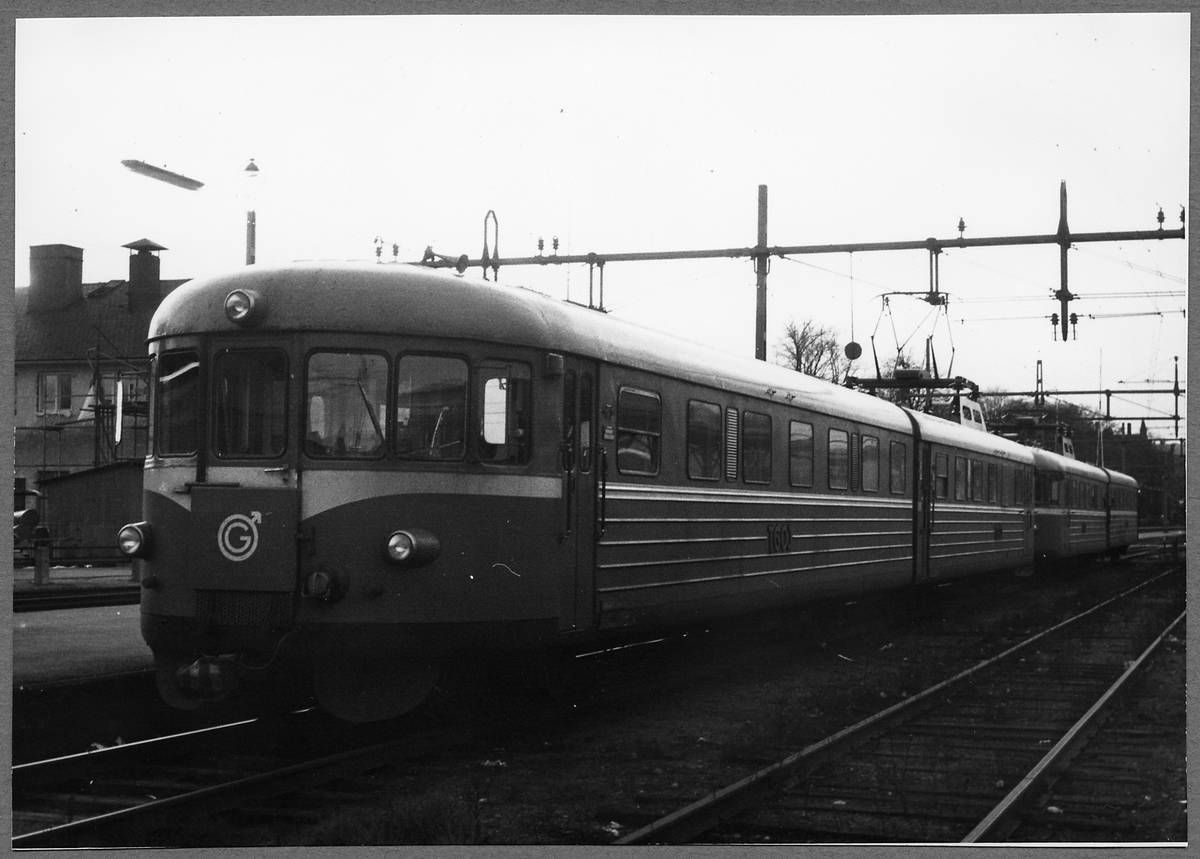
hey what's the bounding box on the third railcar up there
[1031,447,1139,562]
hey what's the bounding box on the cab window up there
[306,351,388,458]
[213,349,288,458]
[477,360,531,464]
[394,354,467,461]
[156,350,200,456]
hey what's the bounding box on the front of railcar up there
[120,264,576,722]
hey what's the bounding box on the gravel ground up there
[271,558,1185,846]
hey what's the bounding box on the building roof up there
[15,278,189,365]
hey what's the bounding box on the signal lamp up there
[224,289,264,326]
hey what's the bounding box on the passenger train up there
[118,262,1138,721]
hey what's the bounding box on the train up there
[117,261,1138,722]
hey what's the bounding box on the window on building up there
[306,351,388,458]
[617,387,660,475]
[789,421,814,487]
[395,354,468,461]
[687,400,722,480]
[37,372,73,417]
[743,411,772,484]
[829,428,849,490]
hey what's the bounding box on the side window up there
[987,462,999,503]
[394,354,468,461]
[789,421,814,488]
[935,453,949,499]
[478,361,532,464]
[828,428,849,490]
[687,400,722,481]
[306,351,388,458]
[617,387,660,476]
[954,456,967,501]
[213,350,288,458]
[861,435,879,492]
[971,459,983,502]
[157,350,200,456]
[742,411,772,484]
[889,441,906,494]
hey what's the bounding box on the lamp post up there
[244,158,259,265]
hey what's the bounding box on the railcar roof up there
[905,409,1036,464]
[1029,447,1116,481]
[151,262,918,431]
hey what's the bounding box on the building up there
[14,240,188,504]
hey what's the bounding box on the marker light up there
[117,521,153,558]
[385,528,441,567]
[224,289,263,325]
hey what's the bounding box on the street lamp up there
[243,158,259,265]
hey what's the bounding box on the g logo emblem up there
[217,511,261,562]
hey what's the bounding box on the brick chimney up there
[26,244,84,313]
[124,238,166,313]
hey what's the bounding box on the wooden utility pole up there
[755,185,769,361]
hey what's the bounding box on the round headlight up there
[386,531,414,562]
[224,289,262,325]
[118,522,152,557]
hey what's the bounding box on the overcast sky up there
[14,13,1190,440]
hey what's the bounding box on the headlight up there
[224,289,263,325]
[117,522,153,558]
[385,528,440,566]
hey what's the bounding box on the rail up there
[615,564,1184,844]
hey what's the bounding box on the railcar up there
[1030,447,1139,562]
[120,262,1044,722]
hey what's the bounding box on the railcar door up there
[191,339,300,594]
[557,357,599,633]
[913,440,934,583]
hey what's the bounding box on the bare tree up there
[775,319,852,383]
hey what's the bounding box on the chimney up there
[124,238,166,313]
[27,244,84,313]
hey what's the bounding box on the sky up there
[14,13,1190,441]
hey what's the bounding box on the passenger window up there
[971,459,983,501]
[157,350,200,456]
[889,441,906,494]
[617,387,661,475]
[935,453,949,499]
[306,352,387,458]
[987,463,999,503]
[828,429,849,490]
[687,400,722,481]
[789,421,814,487]
[477,361,532,464]
[955,456,967,501]
[743,411,772,484]
[394,354,467,461]
[213,350,288,458]
[861,435,879,492]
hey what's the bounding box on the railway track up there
[14,586,141,612]
[11,709,470,849]
[615,564,1185,845]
